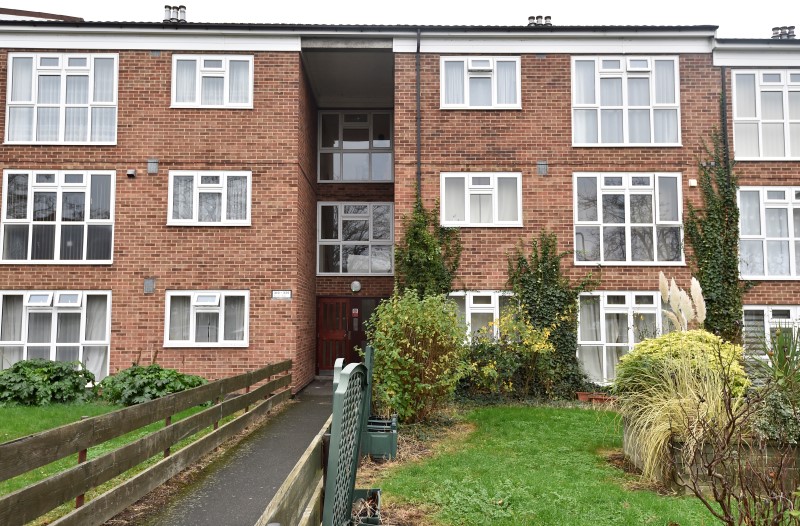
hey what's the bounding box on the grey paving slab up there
[145,378,332,526]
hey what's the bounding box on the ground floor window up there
[743,305,800,353]
[0,290,110,380]
[577,291,668,384]
[449,290,513,335]
[164,290,249,347]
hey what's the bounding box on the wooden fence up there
[0,359,292,526]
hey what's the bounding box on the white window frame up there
[577,291,666,384]
[170,55,254,109]
[440,172,523,227]
[164,290,249,348]
[317,110,394,183]
[0,290,111,380]
[571,56,681,146]
[1,170,116,264]
[167,171,251,226]
[573,172,684,265]
[732,69,800,160]
[5,53,118,145]
[738,186,800,279]
[316,202,394,276]
[449,290,513,337]
[743,305,800,354]
[440,56,522,110]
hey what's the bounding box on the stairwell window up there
[732,70,800,159]
[572,56,680,146]
[440,57,521,109]
[167,171,251,226]
[317,202,393,275]
[440,173,522,227]
[6,53,118,144]
[171,55,253,108]
[164,291,249,347]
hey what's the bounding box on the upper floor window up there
[1,170,114,263]
[318,202,393,275]
[171,55,253,108]
[578,291,668,384]
[572,56,680,146]
[167,171,251,226]
[440,57,521,109]
[165,290,249,347]
[6,53,118,144]
[573,173,682,264]
[732,70,800,159]
[450,290,513,336]
[0,290,110,381]
[441,172,522,227]
[318,111,393,182]
[739,187,800,278]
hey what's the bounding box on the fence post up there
[245,385,251,413]
[163,415,172,457]
[214,396,221,430]
[75,416,89,508]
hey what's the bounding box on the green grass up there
[0,402,121,443]
[379,406,716,526]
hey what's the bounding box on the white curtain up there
[444,61,464,105]
[605,313,628,344]
[573,109,598,143]
[93,58,115,103]
[470,194,492,223]
[37,108,60,141]
[654,109,678,143]
[657,176,679,221]
[628,109,651,143]
[574,60,596,104]
[740,240,765,275]
[57,313,80,343]
[469,77,491,107]
[201,76,224,105]
[1,296,23,341]
[654,60,676,104]
[82,346,108,381]
[600,78,622,105]
[65,108,88,141]
[628,78,650,106]
[762,123,786,157]
[497,177,518,222]
[761,91,784,119]
[735,74,757,118]
[579,296,601,342]
[226,176,247,220]
[8,107,33,141]
[199,193,222,222]
[85,295,108,341]
[196,312,219,342]
[173,176,194,220]
[791,123,800,157]
[38,75,60,103]
[10,57,32,102]
[175,60,197,103]
[90,107,116,142]
[496,61,516,105]
[600,109,623,143]
[443,177,465,221]
[27,312,52,344]
[767,240,790,275]
[766,208,789,237]
[734,123,759,157]
[90,174,112,220]
[0,347,23,369]
[66,76,89,104]
[229,60,250,104]
[169,296,190,341]
[223,296,245,341]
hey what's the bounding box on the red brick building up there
[0,12,797,389]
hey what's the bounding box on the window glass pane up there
[767,190,786,200]
[175,59,197,103]
[790,92,800,120]
[171,176,193,221]
[196,312,219,343]
[632,176,651,186]
[578,346,603,383]
[740,239,765,275]
[628,78,650,105]
[56,313,81,343]
[86,225,112,260]
[763,123,786,157]
[372,153,392,181]
[767,240,790,275]
[762,91,785,120]
[28,312,52,344]
[60,225,84,260]
[90,174,112,220]
[654,60,676,104]
[371,245,392,273]
[90,107,116,142]
[658,177,679,221]
[792,124,800,157]
[342,153,369,181]
[579,296,602,341]
[496,61,517,105]
[1,296,23,341]
[5,174,28,220]
[444,61,465,105]
[605,313,629,343]
[657,226,682,261]
[3,225,28,260]
[27,347,49,360]
[8,107,34,142]
[763,73,781,83]
[0,347,23,369]
[470,194,493,223]
[228,60,250,104]
[372,205,391,240]
[576,177,598,222]
[10,57,33,102]
[497,177,518,222]
[62,193,85,221]
[224,296,245,341]
[318,245,340,273]
[654,109,678,143]
[66,75,89,104]
[734,74,756,118]
[342,245,369,273]
[33,192,56,221]
[629,59,649,69]
[200,175,220,185]
[601,60,621,70]
[600,109,623,143]
[603,226,626,261]
[320,114,340,148]
[198,193,222,222]
[31,225,55,260]
[93,58,115,103]
[85,295,108,341]
[83,346,108,381]
[320,206,339,240]
[600,78,622,106]
[743,310,766,352]
[343,128,369,149]
[575,226,600,261]
[766,208,789,237]
[201,77,224,105]
[629,109,651,143]
[472,177,491,186]
[372,114,391,148]
[630,195,653,223]
[631,227,654,261]
[443,177,465,222]
[38,75,60,104]
[574,60,596,104]
[168,297,190,340]
[573,109,598,143]
[604,176,623,186]
[342,220,369,241]
[37,107,60,141]
[606,347,626,381]
[64,108,88,141]
[735,123,760,157]
[203,59,222,68]
[344,114,368,124]
[226,176,247,221]
[319,153,340,181]
[469,77,491,107]
[602,194,625,223]
[470,313,494,335]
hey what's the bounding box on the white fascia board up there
[394,34,715,54]
[714,46,800,67]
[0,27,302,51]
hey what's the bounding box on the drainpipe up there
[720,65,731,171]
[415,28,422,201]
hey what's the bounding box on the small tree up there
[394,200,462,297]
[508,231,596,398]
[684,130,748,344]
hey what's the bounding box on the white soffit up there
[714,46,800,67]
[393,34,715,54]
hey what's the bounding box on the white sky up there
[0,0,796,39]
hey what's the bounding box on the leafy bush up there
[366,289,467,423]
[100,364,206,406]
[0,359,96,405]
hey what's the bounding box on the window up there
[743,305,800,353]
[317,202,393,275]
[572,56,680,145]
[6,53,117,144]
[578,291,668,384]
[1,170,115,263]
[0,290,111,381]
[318,111,393,182]
[440,172,522,227]
[450,291,513,336]
[440,57,521,109]
[732,70,800,159]
[171,55,253,108]
[573,173,682,264]
[738,187,800,278]
[164,291,249,347]
[167,171,251,226]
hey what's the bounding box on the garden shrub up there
[0,359,96,405]
[100,363,206,406]
[366,289,467,423]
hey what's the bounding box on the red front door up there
[316,297,382,372]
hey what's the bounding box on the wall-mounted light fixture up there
[126,169,136,178]
[350,280,362,293]
[147,159,159,175]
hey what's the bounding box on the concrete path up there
[145,378,332,526]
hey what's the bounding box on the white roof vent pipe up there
[163,5,186,23]
[528,15,552,27]
[163,5,171,23]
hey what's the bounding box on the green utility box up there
[361,415,398,461]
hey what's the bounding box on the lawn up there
[378,406,716,526]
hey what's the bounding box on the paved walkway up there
[145,378,332,526]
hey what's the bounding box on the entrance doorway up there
[316,297,382,373]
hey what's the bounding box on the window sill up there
[572,142,683,148]
[440,223,524,228]
[163,342,249,348]
[317,180,395,184]
[170,104,254,110]
[440,105,522,111]
[317,273,394,277]
[166,221,252,227]
[734,157,800,162]
[4,141,117,146]
[0,260,114,265]
[573,260,685,266]
[740,275,800,281]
